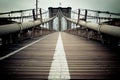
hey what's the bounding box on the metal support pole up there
[36,0,38,19]
[32,9,36,20]
[84,10,88,21]
[21,11,23,22]
[77,9,80,25]
[96,12,99,23]
[39,8,42,23]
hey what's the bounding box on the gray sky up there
[0,0,120,13]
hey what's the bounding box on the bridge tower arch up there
[48,7,71,31]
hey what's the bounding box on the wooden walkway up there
[0,32,120,80]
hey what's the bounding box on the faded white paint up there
[48,32,70,80]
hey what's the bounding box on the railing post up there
[32,9,36,20]
[20,11,23,22]
[77,9,80,24]
[84,9,88,21]
[96,11,99,24]
[36,0,38,19]
[39,8,43,23]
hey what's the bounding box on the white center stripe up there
[48,32,70,80]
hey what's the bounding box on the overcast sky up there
[0,0,120,13]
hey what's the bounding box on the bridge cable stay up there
[0,8,58,45]
[79,8,120,16]
[0,8,49,20]
[0,8,48,15]
[71,9,120,21]
[60,9,120,38]
[0,8,57,36]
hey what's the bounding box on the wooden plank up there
[61,32,120,79]
[0,32,58,80]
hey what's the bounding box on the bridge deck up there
[0,32,120,80]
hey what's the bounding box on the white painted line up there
[0,35,50,61]
[48,32,70,80]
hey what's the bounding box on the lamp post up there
[36,0,38,19]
